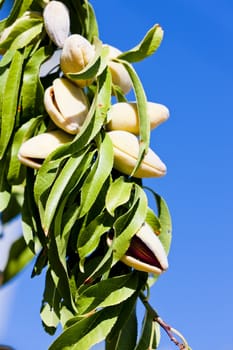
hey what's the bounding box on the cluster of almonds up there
[18,1,169,275]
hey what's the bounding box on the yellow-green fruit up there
[60,34,95,87]
[18,130,73,169]
[107,102,169,134]
[44,77,89,134]
[105,44,132,94]
[108,130,166,178]
[43,1,70,48]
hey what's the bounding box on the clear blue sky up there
[0,0,233,349]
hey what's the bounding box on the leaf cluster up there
[0,1,173,349]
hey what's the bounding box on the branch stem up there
[139,292,189,350]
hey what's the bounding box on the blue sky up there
[0,0,233,349]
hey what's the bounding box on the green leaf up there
[0,65,9,120]
[0,15,42,51]
[79,132,113,218]
[76,272,139,314]
[21,46,53,123]
[106,271,148,350]
[5,0,34,26]
[42,147,93,234]
[134,310,160,350]
[112,184,148,264]
[105,177,133,216]
[41,303,60,334]
[0,154,11,211]
[116,60,150,177]
[106,294,138,350]
[85,2,99,41]
[0,235,34,285]
[49,306,119,350]
[0,49,24,158]
[22,168,47,251]
[145,188,172,254]
[118,24,163,63]
[7,116,45,185]
[67,37,102,81]
[1,188,23,223]
[0,21,43,67]
[40,269,62,335]
[145,207,161,234]
[48,234,76,312]
[77,211,113,268]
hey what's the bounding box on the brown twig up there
[139,292,189,350]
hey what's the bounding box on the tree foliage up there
[0,1,190,349]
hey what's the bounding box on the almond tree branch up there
[139,292,189,350]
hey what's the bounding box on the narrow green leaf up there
[0,49,24,158]
[22,168,47,251]
[145,207,161,234]
[79,133,113,217]
[77,272,138,314]
[1,188,23,223]
[40,269,62,335]
[0,22,43,67]
[112,185,148,264]
[105,177,133,216]
[48,235,76,312]
[0,154,11,211]
[5,0,34,26]
[106,271,148,349]
[0,16,43,51]
[85,2,99,41]
[21,46,53,122]
[43,148,92,233]
[41,303,60,333]
[7,116,45,185]
[117,60,150,177]
[156,194,172,254]
[33,157,63,218]
[118,24,163,63]
[106,301,138,350]
[0,66,9,120]
[144,188,172,254]
[1,235,34,285]
[49,306,120,350]
[67,37,102,81]
[134,311,161,350]
[78,211,113,267]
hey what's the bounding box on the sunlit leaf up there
[49,305,120,350]
[0,49,24,157]
[40,268,62,334]
[7,116,45,185]
[117,59,150,177]
[118,24,163,63]
[106,300,138,350]
[43,147,93,233]
[5,0,34,26]
[134,310,161,350]
[79,133,113,217]
[21,46,53,123]
[145,188,172,254]
[112,184,148,264]
[0,21,43,67]
[105,177,133,216]
[0,153,11,211]
[76,272,139,314]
